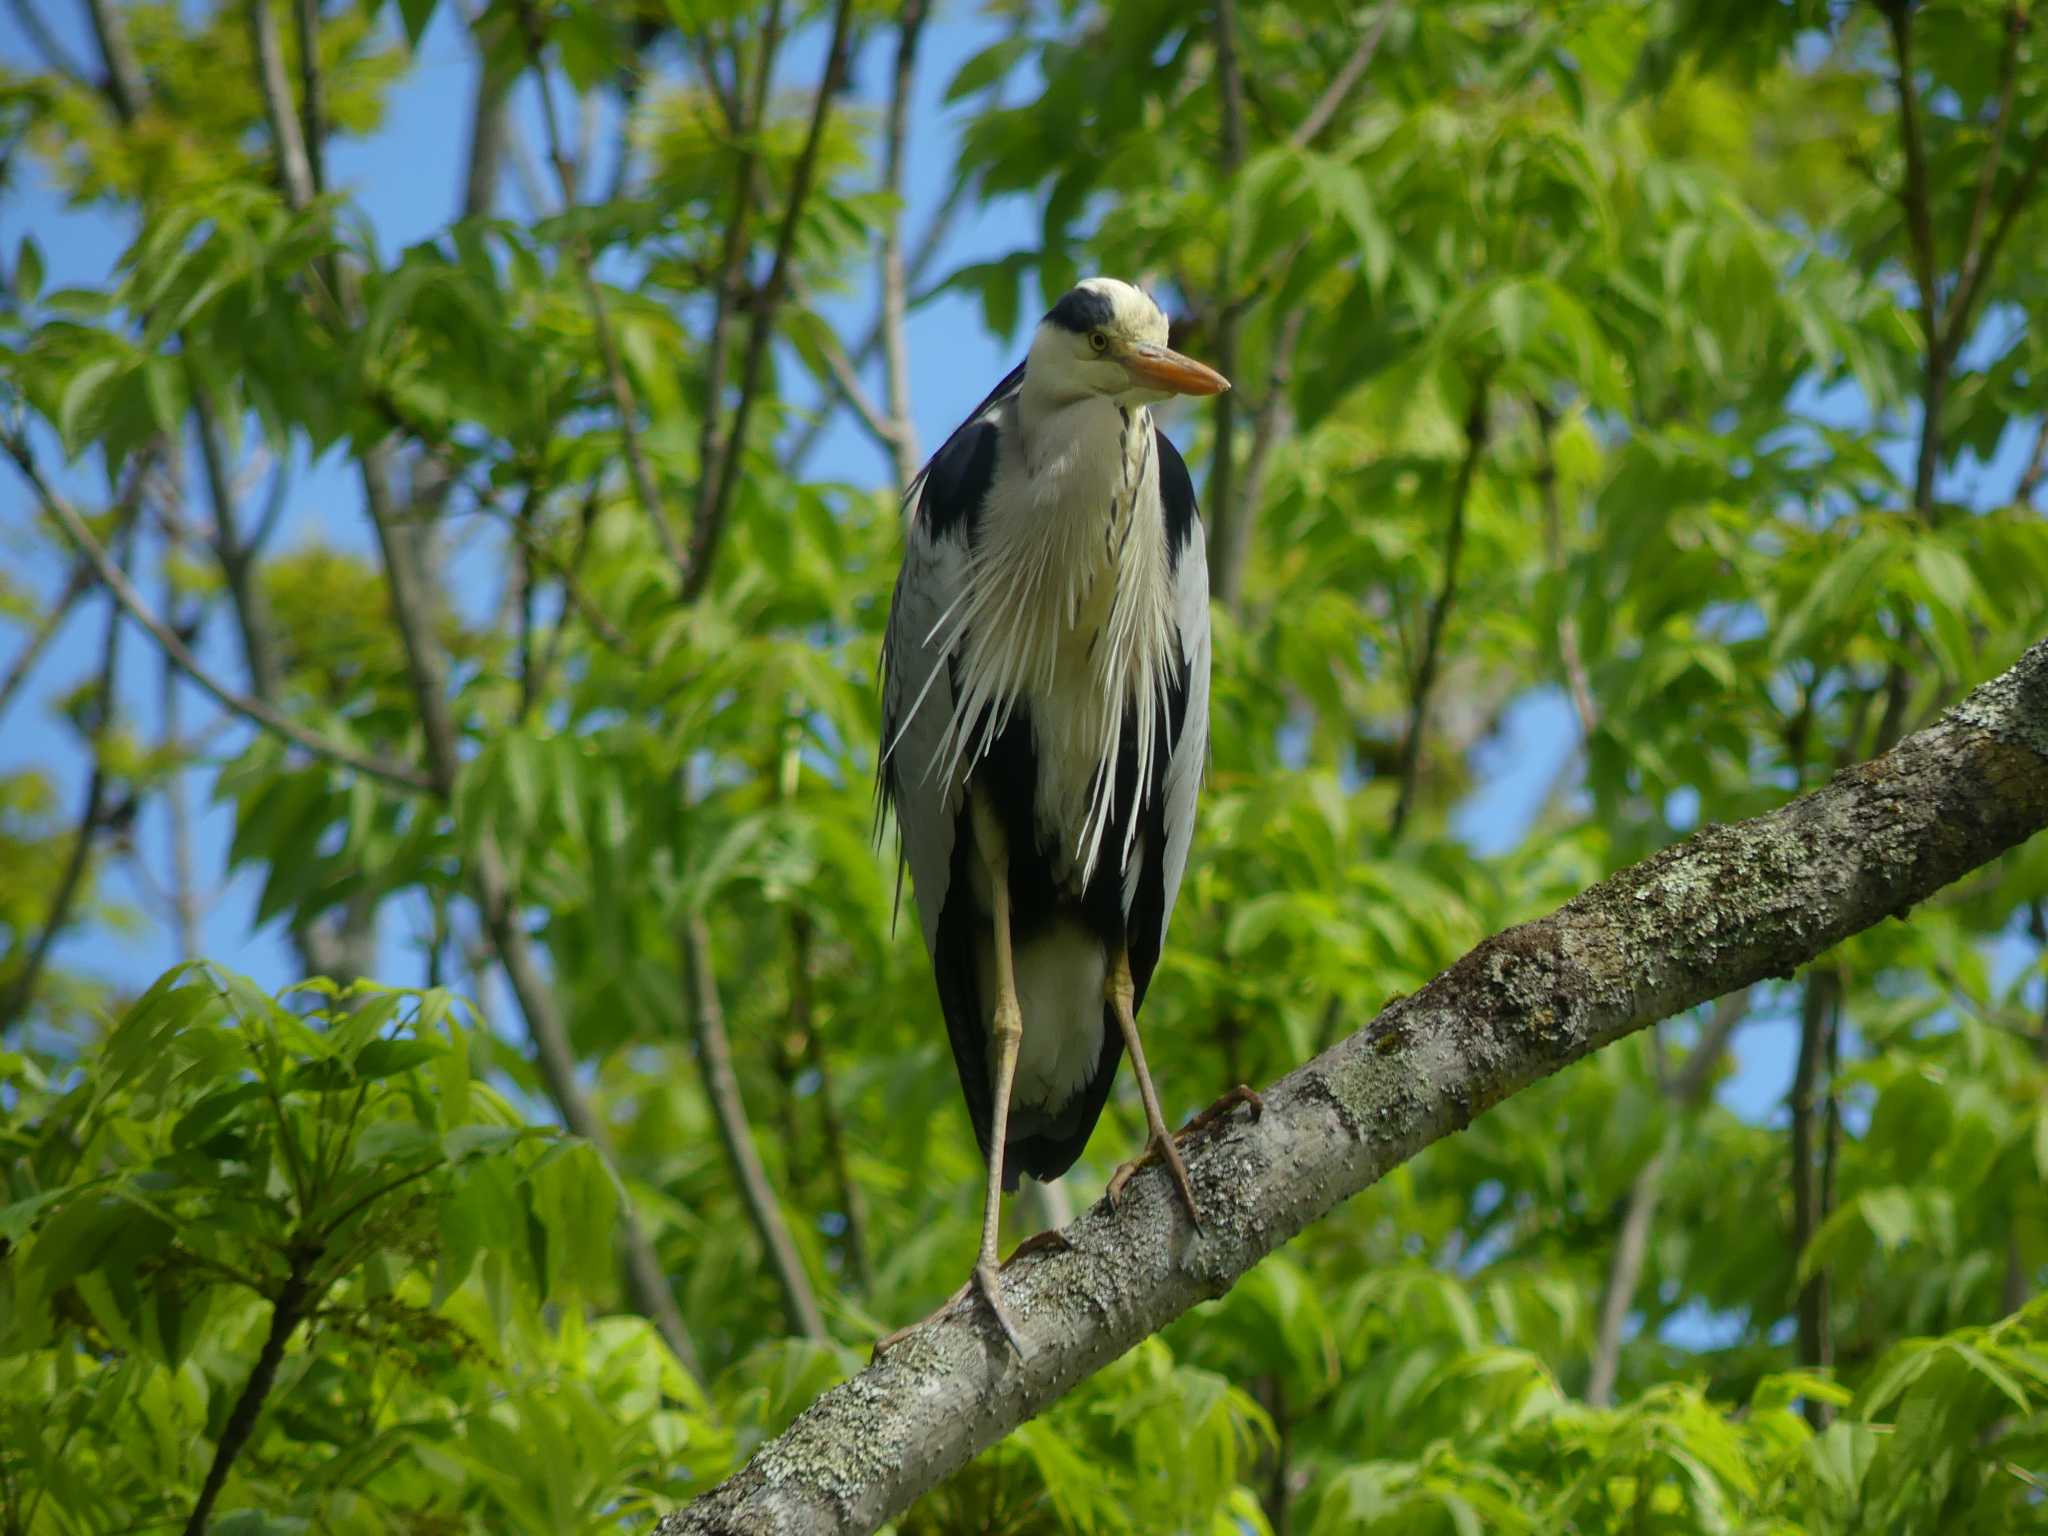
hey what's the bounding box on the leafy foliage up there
[2,0,2046,1531]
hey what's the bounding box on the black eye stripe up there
[1045,285,1116,334]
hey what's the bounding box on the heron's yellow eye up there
[1089,331,1109,352]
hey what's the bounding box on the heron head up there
[1028,277,1231,406]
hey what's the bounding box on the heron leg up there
[1103,948,1203,1230]
[970,793,1028,1357]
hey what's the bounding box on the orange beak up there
[1119,341,1232,397]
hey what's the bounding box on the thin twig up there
[878,0,930,493]
[519,0,687,577]
[1790,968,1840,1428]
[1533,400,1598,737]
[792,271,909,475]
[686,3,779,595]
[82,0,148,119]
[1939,130,2048,373]
[7,0,89,80]
[0,555,124,1040]
[683,0,856,602]
[1204,0,1251,586]
[1216,308,1305,613]
[162,569,203,961]
[0,562,90,727]
[1288,0,1394,151]
[4,432,434,793]
[1584,988,1749,1406]
[2016,416,2048,505]
[1883,0,1948,515]
[684,911,830,1340]
[181,1245,322,1536]
[246,0,317,209]
[1951,4,2025,330]
[1390,374,1492,838]
[293,0,327,194]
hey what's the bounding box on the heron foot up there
[870,1241,1049,1363]
[1184,1083,1264,1139]
[973,1258,1028,1359]
[1106,1128,1203,1232]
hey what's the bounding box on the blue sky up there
[1,3,2037,1135]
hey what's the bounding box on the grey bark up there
[658,637,2048,1536]
[683,912,830,1341]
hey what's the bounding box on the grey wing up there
[1157,527,1211,939]
[880,522,970,958]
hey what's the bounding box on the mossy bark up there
[660,637,2048,1536]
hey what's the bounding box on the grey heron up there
[878,276,1259,1352]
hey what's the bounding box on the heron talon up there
[974,1259,1027,1359]
[1107,1131,1205,1233]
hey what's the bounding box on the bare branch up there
[181,1246,321,1536]
[1951,5,2025,323]
[1390,374,1491,838]
[4,431,434,793]
[1940,129,2048,373]
[8,0,90,81]
[1533,400,1598,738]
[0,554,124,1041]
[1288,0,1394,151]
[791,273,909,478]
[246,0,317,210]
[1883,0,1954,517]
[1214,307,1305,613]
[685,4,779,594]
[878,0,930,494]
[519,1,687,577]
[82,0,148,120]
[1203,0,1251,586]
[792,912,874,1295]
[1790,968,1840,1427]
[293,0,327,192]
[1584,988,1749,1406]
[660,637,2048,1536]
[683,0,857,603]
[2017,416,2048,506]
[0,561,90,727]
[684,912,830,1341]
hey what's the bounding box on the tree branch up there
[7,0,90,82]
[1203,0,1250,589]
[1390,374,1491,837]
[292,0,327,195]
[683,0,855,602]
[1287,0,1393,152]
[3,432,433,793]
[0,561,89,727]
[658,636,2048,1536]
[0,554,124,1041]
[877,0,929,494]
[1533,400,1598,738]
[686,0,780,587]
[1583,988,1748,1406]
[1790,966,1840,1426]
[518,0,687,578]
[82,0,148,120]
[1214,307,1305,613]
[683,912,830,1341]
[246,0,316,210]
[181,1245,321,1536]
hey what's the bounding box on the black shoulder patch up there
[917,417,1000,542]
[1045,284,1115,334]
[1155,425,1199,571]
